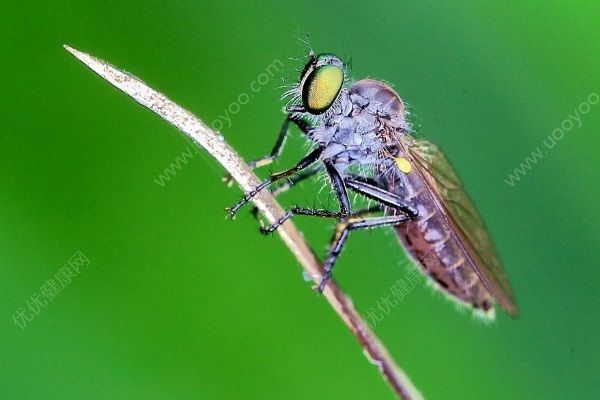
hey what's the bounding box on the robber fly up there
[229,52,517,317]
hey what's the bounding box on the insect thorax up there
[306,79,408,176]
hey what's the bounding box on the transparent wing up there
[407,139,518,316]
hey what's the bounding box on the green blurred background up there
[2,1,599,399]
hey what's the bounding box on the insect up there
[229,51,518,317]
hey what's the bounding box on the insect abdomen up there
[385,172,495,314]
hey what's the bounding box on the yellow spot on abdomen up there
[395,157,412,173]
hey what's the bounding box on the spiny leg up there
[223,116,311,186]
[248,116,312,169]
[260,204,382,234]
[315,174,418,291]
[250,165,323,219]
[318,214,412,292]
[271,164,323,198]
[228,147,323,217]
[325,162,351,214]
[257,162,354,230]
[344,176,418,217]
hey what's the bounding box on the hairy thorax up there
[308,79,408,174]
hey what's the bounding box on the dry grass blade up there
[63,44,423,400]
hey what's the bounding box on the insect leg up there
[260,164,362,233]
[250,116,311,169]
[318,214,412,292]
[259,204,382,234]
[228,147,323,217]
[325,162,351,214]
[260,207,345,234]
[271,164,323,197]
[344,177,418,218]
[223,116,310,186]
[250,165,324,218]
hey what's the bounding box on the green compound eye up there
[302,64,344,114]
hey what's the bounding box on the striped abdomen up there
[383,168,495,314]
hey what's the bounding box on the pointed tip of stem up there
[63,44,83,59]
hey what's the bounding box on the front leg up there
[223,116,310,186]
[249,165,323,220]
[228,147,323,217]
[257,162,353,229]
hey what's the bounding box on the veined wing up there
[403,138,518,316]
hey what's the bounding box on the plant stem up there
[64,45,423,400]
